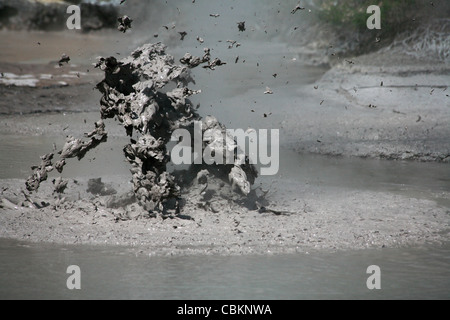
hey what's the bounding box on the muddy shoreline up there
[281,52,450,163]
[1,174,449,256]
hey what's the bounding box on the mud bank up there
[282,51,450,162]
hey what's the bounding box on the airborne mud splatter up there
[117,15,133,33]
[26,43,258,215]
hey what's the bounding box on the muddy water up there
[0,128,130,180]
[2,117,448,300]
[1,113,448,300]
[1,127,448,208]
[0,239,449,300]
[276,149,450,209]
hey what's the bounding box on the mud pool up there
[0,239,449,299]
[0,128,449,208]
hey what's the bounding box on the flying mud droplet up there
[178,31,188,41]
[291,3,305,14]
[117,15,132,33]
[227,40,241,49]
[264,87,273,95]
[203,58,227,70]
[237,21,246,32]
[58,54,70,67]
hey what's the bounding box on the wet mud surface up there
[282,53,450,162]
[0,1,449,256]
[1,174,449,256]
[0,62,102,115]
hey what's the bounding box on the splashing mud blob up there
[26,43,258,215]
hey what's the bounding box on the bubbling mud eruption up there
[26,42,258,215]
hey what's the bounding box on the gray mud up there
[91,43,256,213]
[1,2,449,256]
[1,173,449,256]
[1,45,449,256]
[281,52,450,162]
